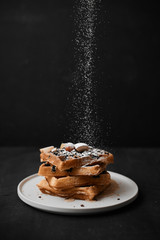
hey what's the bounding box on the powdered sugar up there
[67,0,102,146]
[50,145,108,160]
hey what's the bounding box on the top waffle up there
[40,143,114,171]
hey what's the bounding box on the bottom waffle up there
[37,178,111,200]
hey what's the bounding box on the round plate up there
[17,171,138,214]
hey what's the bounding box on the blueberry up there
[52,165,56,172]
[66,168,72,172]
[92,175,100,178]
[44,163,50,166]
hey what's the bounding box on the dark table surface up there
[0,147,160,240]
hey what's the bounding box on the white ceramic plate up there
[17,171,138,214]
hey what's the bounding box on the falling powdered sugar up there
[68,0,102,146]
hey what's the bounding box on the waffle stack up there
[37,143,114,200]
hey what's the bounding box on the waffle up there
[40,146,113,171]
[37,179,111,201]
[38,162,107,177]
[46,171,110,189]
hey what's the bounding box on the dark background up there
[0,2,160,239]
[0,0,159,148]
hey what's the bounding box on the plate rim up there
[17,171,138,214]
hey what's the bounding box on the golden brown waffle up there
[37,179,111,200]
[40,146,113,171]
[46,171,110,189]
[38,163,107,177]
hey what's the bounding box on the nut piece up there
[60,143,66,149]
[51,147,57,153]
[60,142,74,149]
[75,143,89,152]
[65,143,75,152]
[40,146,54,153]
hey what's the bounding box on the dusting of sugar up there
[51,146,107,159]
[67,0,102,147]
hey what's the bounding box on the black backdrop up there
[0,0,159,147]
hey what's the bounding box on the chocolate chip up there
[81,204,84,207]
